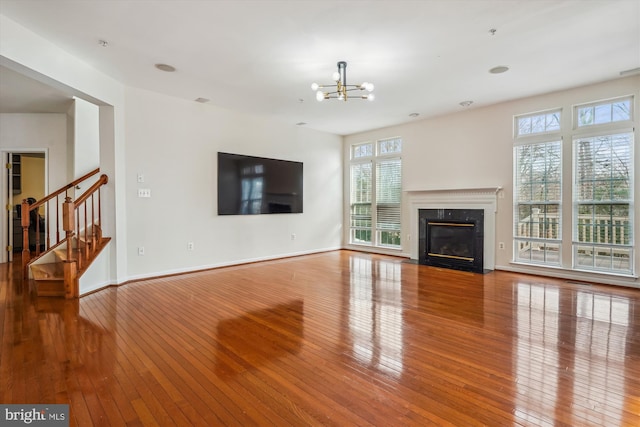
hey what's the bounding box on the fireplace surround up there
[407,187,500,272]
[419,209,484,273]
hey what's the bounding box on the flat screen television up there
[217,152,303,215]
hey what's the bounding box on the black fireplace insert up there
[419,209,485,273]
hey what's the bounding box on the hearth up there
[419,209,485,273]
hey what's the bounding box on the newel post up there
[62,197,77,298]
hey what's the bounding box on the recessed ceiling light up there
[98,39,109,48]
[155,63,176,72]
[296,122,307,126]
[459,101,473,107]
[489,66,509,74]
[409,113,419,118]
[194,98,210,103]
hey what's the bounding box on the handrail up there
[28,168,100,211]
[75,174,108,206]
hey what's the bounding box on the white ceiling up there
[0,0,639,135]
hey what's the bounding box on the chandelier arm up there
[312,61,374,102]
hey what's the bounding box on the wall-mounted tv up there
[217,152,303,215]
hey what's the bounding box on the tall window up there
[513,110,562,266]
[513,96,635,276]
[573,97,633,274]
[350,138,402,249]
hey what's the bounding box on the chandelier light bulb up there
[311,61,374,102]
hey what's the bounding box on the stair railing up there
[21,168,101,272]
[60,174,108,298]
[68,174,109,271]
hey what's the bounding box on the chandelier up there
[311,61,375,102]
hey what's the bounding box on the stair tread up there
[31,263,64,280]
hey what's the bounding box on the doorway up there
[2,151,46,263]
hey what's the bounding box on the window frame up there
[571,129,634,275]
[513,139,563,266]
[348,137,403,250]
[512,95,635,277]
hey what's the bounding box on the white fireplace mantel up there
[406,187,501,270]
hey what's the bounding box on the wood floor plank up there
[2,250,640,426]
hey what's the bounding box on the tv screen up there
[217,152,303,215]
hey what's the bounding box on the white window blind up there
[349,138,402,248]
[376,158,402,246]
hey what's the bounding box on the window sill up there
[502,261,638,286]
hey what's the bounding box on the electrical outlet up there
[137,173,145,183]
[499,242,505,250]
[187,242,194,251]
[138,188,151,198]
[138,246,145,256]
[291,233,296,240]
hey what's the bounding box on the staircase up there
[20,169,110,298]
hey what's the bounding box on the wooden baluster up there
[90,194,96,251]
[84,202,89,259]
[76,201,82,270]
[98,186,102,238]
[21,199,31,275]
[62,196,77,298]
[34,204,41,257]
[56,194,61,244]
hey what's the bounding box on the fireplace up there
[419,209,485,273]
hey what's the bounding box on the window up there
[576,97,632,128]
[513,96,635,276]
[516,110,561,137]
[513,110,562,266]
[349,138,402,249]
[573,132,633,274]
[514,141,562,265]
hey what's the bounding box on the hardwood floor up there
[1,250,639,426]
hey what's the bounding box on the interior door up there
[4,153,16,263]
[2,151,46,263]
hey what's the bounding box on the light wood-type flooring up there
[1,250,639,426]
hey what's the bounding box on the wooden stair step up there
[31,263,64,281]
[54,248,71,262]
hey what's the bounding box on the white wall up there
[345,76,640,288]
[72,97,101,184]
[0,113,67,262]
[124,87,343,279]
[0,113,67,189]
